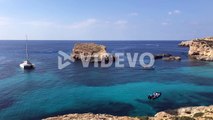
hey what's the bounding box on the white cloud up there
[68,18,97,29]
[0,17,99,40]
[168,10,181,15]
[0,17,131,40]
[161,22,169,26]
[22,21,54,27]
[21,18,98,30]
[174,10,181,14]
[114,20,128,25]
[129,12,139,16]
[168,12,173,15]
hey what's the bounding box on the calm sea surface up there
[0,40,213,120]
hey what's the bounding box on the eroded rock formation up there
[162,56,181,61]
[43,113,140,120]
[179,37,213,61]
[179,40,193,47]
[154,54,172,59]
[150,105,213,120]
[71,43,115,63]
[154,54,181,61]
[189,40,213,61]
[43,105,213,120]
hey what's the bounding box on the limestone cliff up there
[44,113,140,120]
[43,105,213,120]
[149,105,213,120]
[71,43,115,62]
[179,40,193,47]
[179,37,213,61]
[188,40,213,61]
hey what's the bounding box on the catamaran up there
[20,36,35,70]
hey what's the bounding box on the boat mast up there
[25,35,29,60]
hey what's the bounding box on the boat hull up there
[20,63,35,70]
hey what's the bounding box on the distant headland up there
[179,37,213,61]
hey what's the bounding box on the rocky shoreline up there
[43,105,213,120]
[179,37,213,61]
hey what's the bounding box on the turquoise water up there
[0,41,212,120]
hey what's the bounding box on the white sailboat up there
[20,36,35,69]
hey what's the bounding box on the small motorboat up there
[148,92,161,100]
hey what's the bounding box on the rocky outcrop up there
[154,54,172,59]
[179,37,213,47]
[179,40,193,47]
[189,40,213,61]
[197,37,213,41]
[154,54,181,61]
[71,43,115,63]
[150,105,213,120]
[179,37,213,61]
[162,56,181,61]
[43,113,140,120]
[43,105,213,120]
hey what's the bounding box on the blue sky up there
[0,0,213,40]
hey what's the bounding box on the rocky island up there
[154,54,181,61]
[44,105,213,120]
[71,43,115,63]
[179,37,213,61]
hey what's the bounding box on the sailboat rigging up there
[20,35,35,70]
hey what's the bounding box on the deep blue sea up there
[0,40,212,120]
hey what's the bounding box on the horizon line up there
[0,39,186,41]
